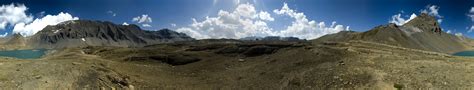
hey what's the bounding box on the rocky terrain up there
[0,13,472,89]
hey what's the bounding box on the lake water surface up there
[452,51,474,57]
[0,49,47,59]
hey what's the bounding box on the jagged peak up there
[402,13,441,34]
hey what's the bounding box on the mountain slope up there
[5,33,26,46]
[316,13,471,53]
[28,20,194,48]
[0,33,28,50]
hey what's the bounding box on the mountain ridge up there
[315,13,473,53]
[26,20,194,48]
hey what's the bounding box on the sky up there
[1,0,474,39]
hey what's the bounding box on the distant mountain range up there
[316,13,472,53]
[3,20,194,49]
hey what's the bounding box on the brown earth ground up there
[0,40,473,89]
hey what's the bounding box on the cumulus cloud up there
[132,14,153,27]
[132,14,152,23]
[171,23,177,27]
[389,13,417,26]
[273,3,349,39]
[176,3,276,39]
[446,30,451,34]
[176,3,348,39]
[258,11,274,21]
[0,3,34,30]
[421,5,442,23]
[0,32,7,37]
[13,12,79,36]
[421,5,441,18]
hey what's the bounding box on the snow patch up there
[53,29,61,33]
[59,20,76,25]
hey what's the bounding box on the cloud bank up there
[177,3,349,39]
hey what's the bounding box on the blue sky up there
[1,0,474,38]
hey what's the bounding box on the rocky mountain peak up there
[403,13,442,34]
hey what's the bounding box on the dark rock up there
[243,45,279,57]
[149,55,201,65]
[126,54,201,66]
[215,45,248,54]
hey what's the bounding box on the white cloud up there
[389,13,417,26]
[446,30,451,34]
[421,5,442,23]
[0,3,33,30]
[13,12,79,36]
[176,27,210,39]
[176,3,275,39]
[0,32,7,37]
[421,5,441,18]
[468,7,474,21]
[468,7,474,33]
[142,24,151,27]
[176,3,348,39]
[469,26,474,33]
[258,11,274,21]
[171,23,177,27]
[122,22,129,25]
[390,5,442,26]
[235,3,257,18]
[107,10,116,17]
[176,3,276,39]
[273,3,349,39]
[132,14,152,23]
